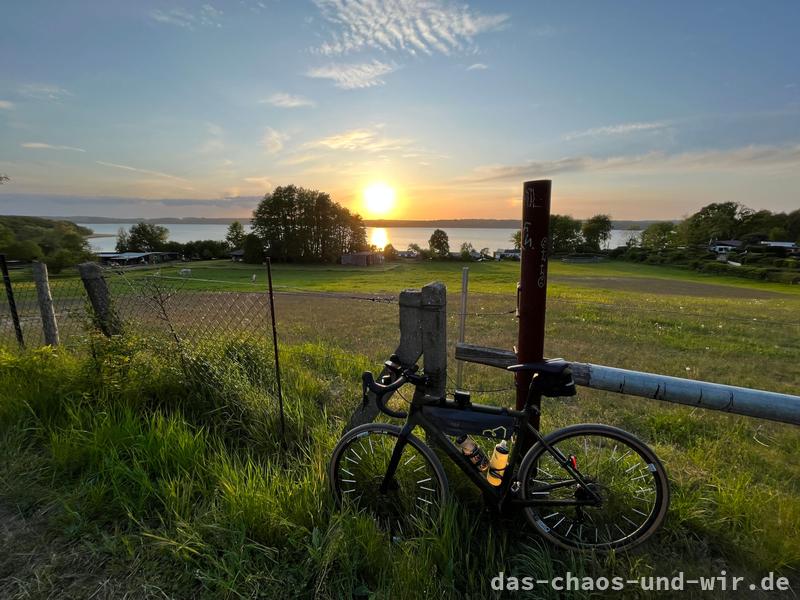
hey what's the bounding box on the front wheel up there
[518,424,669,552]
[329,423,448,535]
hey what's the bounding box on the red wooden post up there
[515,180,552,429]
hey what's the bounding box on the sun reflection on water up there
[370,227,389,249]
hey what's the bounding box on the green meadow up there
[1,258,798,598]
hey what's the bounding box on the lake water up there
[82,223,641,253]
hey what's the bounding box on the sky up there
[1,0,799,220]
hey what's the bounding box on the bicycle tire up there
[518,423,669,552]
[329,423,449,533]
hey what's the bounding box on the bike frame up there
[379,397,602,512]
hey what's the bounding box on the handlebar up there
[361,355,427,419]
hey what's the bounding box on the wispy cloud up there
[198,122,225,153]
[0,100,14,110]
[149,4,223,29]
[17,83,72,101]
[21,142,85,152]
[466,63,488,71]
[463,144,800,183]
[563,121,667,141]
[243,176,273,190]
[313,0,508,56]
[311,126,411,153]
[306,60,396,89]
[262,128,288,154]
[262,93,316,108]
[96,160,190,182]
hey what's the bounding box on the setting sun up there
[363,182,396,217]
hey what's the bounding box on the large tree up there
[641,222,679,250]
[549,215,583,253]
[117,223,169,252]
[428,229,450,257]
[251,184,366,262]
[581,214,613,251]
[681,202,747,246]
[225,221,246,248]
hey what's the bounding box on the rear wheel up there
[329,424,448,535]
[518,424,669,551]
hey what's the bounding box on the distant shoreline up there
[67,217,664,229]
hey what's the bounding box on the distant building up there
[397,250,419,259]
[494,248,521,260]
[760,241,798,249]
[708,240,742,254]
[230,249,245,262]
[341,251,385,266]
[96,251,180,266]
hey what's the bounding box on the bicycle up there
[329,355,670,551]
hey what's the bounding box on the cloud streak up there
[466,63,488,71]
[0,100,14,110]
[306,60,396,89]
[463,144,800,183]
[17,83,72,101]
[96,161,190,182]
[21,142,86,152]
[313,0,508,56]
[563,121,667,141]
[149,4,223,29]
[262,93,316,108]
[311,126,411,152]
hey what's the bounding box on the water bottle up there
[456,435,490,472]
[486,440,510,486]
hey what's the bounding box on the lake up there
[81,223,641,253]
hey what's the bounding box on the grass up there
[1,260,799,597]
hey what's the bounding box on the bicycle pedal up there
[510,481,521,494]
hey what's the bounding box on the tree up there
[581,214,613,251]
[549,215,583,253]
[460,241,474,260]
[383,243,398,261]
[640,222,679,250]
[123,223,169,252]
[251,184,366,262]
[682,202,745,246]
[480,247,490,258]
[115,227,130,252]
[511,230,521,250]
[226,221,246,248]
[4,240,43,261]
[429,229,450,257]
[242,233,265,264]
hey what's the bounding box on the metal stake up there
[456,266,469,389]
[266,257,287,445]
[0,254,24,348]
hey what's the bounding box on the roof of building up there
[710,240,742,246]
[230,249,245,256]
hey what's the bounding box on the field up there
[1,258,799,598]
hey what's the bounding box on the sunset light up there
[363,182,396,217]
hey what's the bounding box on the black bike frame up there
[379,399,602,511]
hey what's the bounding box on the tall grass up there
[0,335,797,598]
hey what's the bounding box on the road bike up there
[329,355,669,551]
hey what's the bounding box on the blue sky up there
[1,0,798,219]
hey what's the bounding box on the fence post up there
[344,288,423,432]
[456,267,469,389]
[416,281,447,400]
[32,261,59,346]
[0,254,24,348]
[78,262,122,336]
[516,180,552,432]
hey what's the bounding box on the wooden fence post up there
[344,288,424,432]
[78,262,122,336]
[416,281,447,400]
[32,261,59,346]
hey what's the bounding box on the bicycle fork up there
[379,422,414,494]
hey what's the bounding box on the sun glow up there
[363,182,396,217]
[370,227,389,249]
